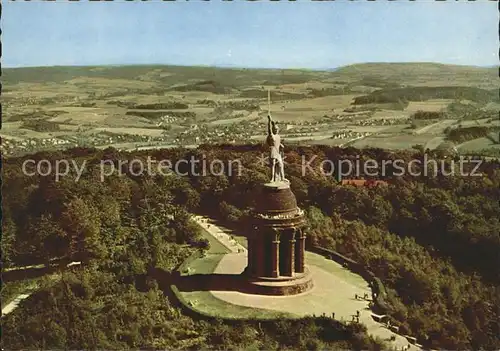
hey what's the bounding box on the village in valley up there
[2,64,499,158]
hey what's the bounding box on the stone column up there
[247,234,253,274]
[286,229,296,276]
[254,234,264,277]
[295,228,306,273]
[271,229,280,277]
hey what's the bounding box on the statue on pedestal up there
[267,114,287,183]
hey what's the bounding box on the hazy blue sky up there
[3,1,498,69]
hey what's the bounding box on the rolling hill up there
[3,62,497,89]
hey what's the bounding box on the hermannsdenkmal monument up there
[242,113,313,295]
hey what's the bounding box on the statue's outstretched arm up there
[267,114,273,135]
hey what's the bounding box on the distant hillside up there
[353,86,498,105]
[2,65,169,84]
[335,62,498,88]
[3,62,497,89]
[337,62,496,73]
[2,65,323,87]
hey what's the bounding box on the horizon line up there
[2,61,498,71]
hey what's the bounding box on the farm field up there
[286,135,332,142]
[308,137,354,146]
[351,134,437,150]
[93,127,166,137]
[457,137,500,152]
[424,136,447,150]
[414,119,457,135]
[405,99,453,113]
[343,125,394,133]
[457,118,500,128]
[208,111,260,125]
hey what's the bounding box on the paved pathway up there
[1,262,81,317]
[2,294,32,316]
[213,253,419,351]
[191,215,421,351]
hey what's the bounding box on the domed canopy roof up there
[254,183,298,214]
[251,182,306,229]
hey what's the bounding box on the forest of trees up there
[20,119,61,132]
[221,100,261,111]
[446,126,499,144]
[353,86,498,105]
[171,80,233,95]
[411,110,447,120]
[2,144,499,349]
[1,146,384,350]
[7,110,69,123]
[195,99,261,112]
[446,101,479,116]
[446,102,498,121]
[133,102,190,110]
[307,87,351,97]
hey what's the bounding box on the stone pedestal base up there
[247,181,311,295]
[242,267,313,296]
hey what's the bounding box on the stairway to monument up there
[191,215,247,254]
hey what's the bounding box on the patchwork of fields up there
[2,63,498,156]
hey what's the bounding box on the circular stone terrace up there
[180,216,421,351]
